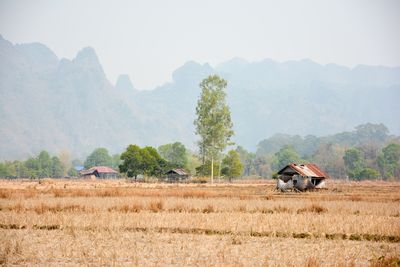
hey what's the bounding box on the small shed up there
[79,166,118,179]
[164,169,189,182]
[276,163,328,191]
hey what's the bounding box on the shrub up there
[202,204,215,213]
[148,200,164,212]
[370,256,400,267]
[297,204,327,214]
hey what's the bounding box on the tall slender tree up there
[194,75,234,183]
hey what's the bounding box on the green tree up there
[382,143,400,163]
[312,143,345,178]
[12,161,26,178]
[141,146,166,177]
[221,150,243,182]
[37,151,52,178]
[0,162,11,178]
[158,142,188,168]
[236,146,256,176]
[378,143,400,179]
[7,161,20,178]
[119,145,143,179]
[119,145,166,179]
[343,148,365,179]
[51,156,64,178]
[195,160,220,177]
[185,151,202,175]
[24,157,39,178]
[272,145,301,171]
[84,148,112,169]
[253,155,273,178]
[355,123,389,144]
[194,75,234,183]
[111,154,121,170]
[12,160,28,178]
[67,167,78,177]
[357,167,380,179]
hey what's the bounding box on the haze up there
[1,0,399,90]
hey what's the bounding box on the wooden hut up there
[276,163,328,191]
[79,166,118,179]
[164,169,189,182]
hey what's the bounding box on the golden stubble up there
[0,179,399,266]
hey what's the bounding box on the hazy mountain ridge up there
[0,36,399,160]
[140,58,400,150]
[0,36,148,160]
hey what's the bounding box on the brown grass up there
[33,203,86,214]
[0,189,11,199]
[108,203,143,213]
[202,204,215,213]
[305,257,320,267]
[297,204,328,214]
[49,187,235,199]
[148,200,164,212]
[369,255,400,267]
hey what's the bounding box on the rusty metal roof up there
[80,166,118,175]
[166,168,188,176]
[277,163,329,178]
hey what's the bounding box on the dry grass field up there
[0,179,399,266]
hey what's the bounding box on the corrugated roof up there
[166,168,188,175]
[277,163,329,178]
[80,166,118,175]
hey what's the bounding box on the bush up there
[357,168,380,179]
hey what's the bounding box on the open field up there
[0,179,399,266]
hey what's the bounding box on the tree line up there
[0,142,243,180]
[0,151,71,178]
[237,123,400,180]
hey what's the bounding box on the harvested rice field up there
[0,179,399,266]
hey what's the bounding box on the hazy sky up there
[1,0,399,90]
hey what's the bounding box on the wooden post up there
[210,156,214,184]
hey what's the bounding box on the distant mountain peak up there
[216,57,249,73]
[73,47,105,78]
[172,61,214,83]
[116,74,136,92]
[75,47,99,63]
[16,42,59,66]
[0,34,13,47]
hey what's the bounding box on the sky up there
[0,0,399,90]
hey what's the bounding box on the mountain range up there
[1,35,399,160]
